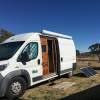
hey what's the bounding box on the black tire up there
[6,77,27,99]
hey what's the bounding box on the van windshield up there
[0,41,24,60]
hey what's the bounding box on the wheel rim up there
[10,81,22,95]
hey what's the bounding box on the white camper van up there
[0,30,76,99]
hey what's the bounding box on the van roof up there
[3,30,72,43]
[3,32,35,43]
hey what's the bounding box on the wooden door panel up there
[40,36,49,75]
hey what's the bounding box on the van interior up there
[40,35,60,77]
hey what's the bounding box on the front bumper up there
[0,74,3,84]
[0,74,4,97]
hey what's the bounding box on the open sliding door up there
[40,35,60,76]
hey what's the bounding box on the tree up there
[0,28,14,42]
[88,43,100,62]
[88,43,100,54]
[76,49,80,56]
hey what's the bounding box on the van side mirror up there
[20,52,30,62]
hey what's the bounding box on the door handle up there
[38,59,40,65]
[61,57,63,62]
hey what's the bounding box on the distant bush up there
[0,28,14,42]
[76,49,80,56]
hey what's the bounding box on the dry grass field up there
[1,56,100,100]
[20,56,100,100]
[77,55,100,68]
[21,74,100,100]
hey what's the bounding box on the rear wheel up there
[6,77,27,99]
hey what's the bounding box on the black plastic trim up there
[32,76,43,82]
[60,68,72,74]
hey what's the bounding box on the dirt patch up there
[53,82,76,90]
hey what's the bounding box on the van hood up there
[0,60,9,65]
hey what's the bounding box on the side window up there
[22,42,38,60]
[42,45,46,52]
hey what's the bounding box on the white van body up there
[0,30,76,98]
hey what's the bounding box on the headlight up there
[0,64,7,71]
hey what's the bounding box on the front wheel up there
[6,77,27,99]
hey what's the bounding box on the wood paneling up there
[40,36,49,75]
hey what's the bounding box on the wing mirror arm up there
[18,52,30,63]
